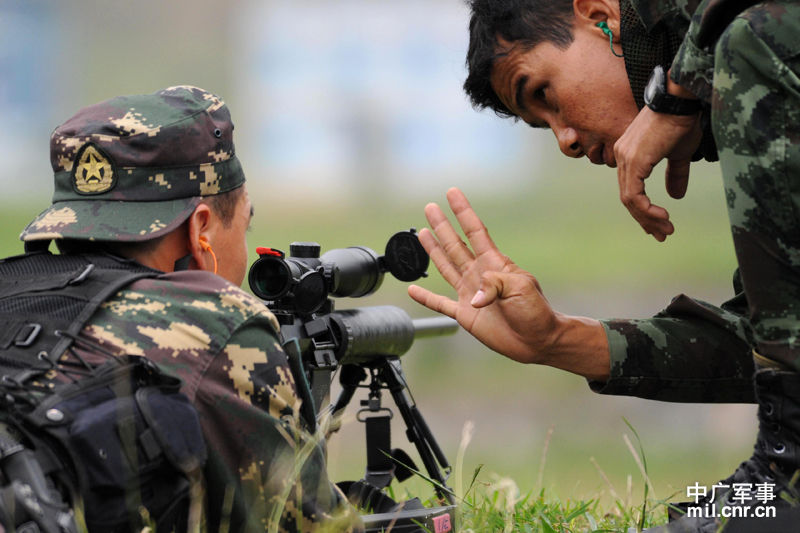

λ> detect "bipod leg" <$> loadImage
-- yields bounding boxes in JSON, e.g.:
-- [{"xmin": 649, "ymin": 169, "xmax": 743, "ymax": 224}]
[
  {"xmin": 377, "ymin": 357, "xmax": 455, "ymax": 505},
  {"xmin": 358, "ymin": 371, "xmax": 396, "ymax": 490}
]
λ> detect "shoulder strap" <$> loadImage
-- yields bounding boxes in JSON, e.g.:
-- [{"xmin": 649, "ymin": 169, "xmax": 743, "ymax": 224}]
[{"xmin": 0, "ymin": 253, "xmax": 160, "ymax": 386}]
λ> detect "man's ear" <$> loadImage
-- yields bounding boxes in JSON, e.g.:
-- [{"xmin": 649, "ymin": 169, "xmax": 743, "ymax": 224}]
[
  {"xmin": 186, "ymin": 203, "xmax": 214, "ymax": 272},
  {"xmin": 573, "ymin": 0, "xmax": 621, "ymax": 40}
]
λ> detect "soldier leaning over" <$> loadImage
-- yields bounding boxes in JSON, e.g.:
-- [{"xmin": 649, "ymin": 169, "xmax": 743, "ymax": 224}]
[
  {"xmin": 409, "ymin": 0, "xmax": 800, "ymax": 531},
  {"xmin": 15, "ymin": 85, "xmax": 362, "ymax": 532}
]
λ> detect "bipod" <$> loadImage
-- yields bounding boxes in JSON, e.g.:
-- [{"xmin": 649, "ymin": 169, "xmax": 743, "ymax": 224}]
[{"xmin": 332, "ymin": 359, "xmax": 457, "ymax": 532}]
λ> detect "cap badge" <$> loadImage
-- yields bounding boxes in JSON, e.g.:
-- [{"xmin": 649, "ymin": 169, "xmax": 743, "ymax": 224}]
[{"xmin": 72, "ymin": 143, "xmax": 116, "ymax": 194}]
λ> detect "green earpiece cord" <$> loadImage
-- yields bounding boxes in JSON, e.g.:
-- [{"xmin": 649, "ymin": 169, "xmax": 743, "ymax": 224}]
[{"xmin": 596, "ymin": 21, "xmax": 624, "ymax": 58}]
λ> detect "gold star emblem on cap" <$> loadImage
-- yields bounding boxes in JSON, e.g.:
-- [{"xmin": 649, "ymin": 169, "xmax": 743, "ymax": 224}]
[{"xmin": 74, "ymin": 144, "xmax": 115, "ymax": 194}]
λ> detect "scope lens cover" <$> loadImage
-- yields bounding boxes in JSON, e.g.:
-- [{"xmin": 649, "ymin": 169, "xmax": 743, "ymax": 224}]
[{"xmin": 384, "ymin": 230, "xmax": 429, "ymax": 282}]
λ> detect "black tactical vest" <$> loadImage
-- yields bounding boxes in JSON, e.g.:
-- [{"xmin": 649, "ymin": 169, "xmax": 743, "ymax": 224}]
[{"xmin": 0, "ymin": 251, "xmax": 207, "ymax": 532}]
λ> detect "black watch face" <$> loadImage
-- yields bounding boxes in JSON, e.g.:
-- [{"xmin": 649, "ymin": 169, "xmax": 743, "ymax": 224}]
[{"xmin": 643, "ymin": 65, "xmax": 701, "ymax": 115}]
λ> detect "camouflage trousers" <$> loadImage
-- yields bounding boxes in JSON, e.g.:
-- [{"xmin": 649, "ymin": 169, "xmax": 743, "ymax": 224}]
[{"xmin": 713, "ymin": 0, "xmax": 800, "ymax": 372}]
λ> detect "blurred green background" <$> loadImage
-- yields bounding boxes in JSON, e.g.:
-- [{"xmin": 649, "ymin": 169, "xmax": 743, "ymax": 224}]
[{"xmin": 1, "ymin": 0, "xmax": 755, "ymax": 510}]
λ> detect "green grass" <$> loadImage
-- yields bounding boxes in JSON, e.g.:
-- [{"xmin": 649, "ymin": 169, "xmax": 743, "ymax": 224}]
[
  {"xmin": 456, "ymin": 486, "xmax": 666, "ymax": 532},
  {"xmin": 375, "ymin": 417, "xmax": 675, "ymax": 532}
]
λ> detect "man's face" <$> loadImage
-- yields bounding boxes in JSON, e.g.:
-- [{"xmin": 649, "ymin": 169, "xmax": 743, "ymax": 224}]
[
  {"xmin": 490, "ymin": 24, "xmax": 638, "ymax": 167},
  {"xmin": 214, "ymin": 185, "xmax": 253, "ymax": 286}
]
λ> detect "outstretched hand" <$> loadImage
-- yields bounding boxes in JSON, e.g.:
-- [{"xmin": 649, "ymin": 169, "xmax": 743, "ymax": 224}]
[
  {"xmin": 407, "ymin": 188, "xmax": 559, "ymax": 364},
  {"xmin": 409, "ymin": 188, "xmax": 611, "ymax": 380}
]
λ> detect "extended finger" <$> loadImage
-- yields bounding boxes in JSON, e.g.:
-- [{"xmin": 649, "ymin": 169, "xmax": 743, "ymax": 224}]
[
  {"xmin": 665, "ymin": 159, "xmax": 690, "ymax": 199},
  {"xmin": 418, "ymin": 228, "xmax": 463, "ymax": 289},
  {"xmin": 408, "ymin": 285, "xmax": 459, "ymax": 318},
  {"xmin": 424, "ymin": 201, "xmax": 475, "ymax": 271},
  {"xmin": 446, "ymin": 188, "xmax": 499, "ymax": 258}
]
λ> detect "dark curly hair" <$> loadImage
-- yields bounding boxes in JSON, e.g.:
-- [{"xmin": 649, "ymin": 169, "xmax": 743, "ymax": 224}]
[{"xmin": 464, "ymin": 0, "xmax": 575, "ymax": 118}]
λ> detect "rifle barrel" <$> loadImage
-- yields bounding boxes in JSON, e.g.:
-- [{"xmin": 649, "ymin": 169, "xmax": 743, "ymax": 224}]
[{"xmin": 412, "ymin": 316, "xmax": 459, "ymax": 339}]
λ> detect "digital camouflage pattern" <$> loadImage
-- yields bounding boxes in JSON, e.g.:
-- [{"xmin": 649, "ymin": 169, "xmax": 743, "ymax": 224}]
[
  {"xmin": 72, "ymin": 268, "xmax": 362, "ymax": 532},
  {"xmin": 20, "ymin": 85, "xmax": 245, "ymax": 243},
  {"xmin": 16, "ymin": 86, "xmax": 362, "ymax": 531},
  {"xmin": 592, "ymin": 0, "xmax": 800, "ymax": 401},
  {"xmin": 713, "ymin": 1, "xmax": 800, "ymax": 372},
  {"xmin": 591, "ymin": 282, "xmax": 757, "ymax": 402}
]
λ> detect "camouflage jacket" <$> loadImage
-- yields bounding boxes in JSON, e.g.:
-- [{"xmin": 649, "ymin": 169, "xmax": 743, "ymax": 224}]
[
  {"xmin": 591, "ymin": 0, "xmax": 768, "ymax": 403},
  {"xmin": 77, "ymin": 267, "xmax": 362, "ymax": 532}
]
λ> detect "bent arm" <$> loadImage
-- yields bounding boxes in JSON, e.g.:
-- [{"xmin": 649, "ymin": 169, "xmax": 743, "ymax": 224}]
[{"xmin": 198, "ymin": 318, "xmax": 363, "ymax": 532}]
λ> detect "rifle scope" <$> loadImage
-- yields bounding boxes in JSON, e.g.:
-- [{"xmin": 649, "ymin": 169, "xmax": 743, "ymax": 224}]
[{"xmin": 248, "ymin": 230, "xmax": 429, "ymax": 315}]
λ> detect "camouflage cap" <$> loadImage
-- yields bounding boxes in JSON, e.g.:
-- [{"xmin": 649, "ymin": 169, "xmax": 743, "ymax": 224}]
[{"xmin": 20, "ymin": 85, "xmax": 245, "ymax": 243}]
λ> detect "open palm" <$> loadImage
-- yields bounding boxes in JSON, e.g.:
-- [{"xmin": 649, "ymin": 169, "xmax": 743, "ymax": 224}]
[{"xmin": 407, "ymin": 188, "xmax": 560, "ymax": 363}]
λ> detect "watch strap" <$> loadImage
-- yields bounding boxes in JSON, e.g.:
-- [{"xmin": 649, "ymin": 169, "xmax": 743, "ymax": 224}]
[
  {"xmin": 644, "ymin": 65, "xmax": 703, "ymax": 116},
  {"xmin": 647, "ymin": 92, "xmax": 703, "ymax": 115}
]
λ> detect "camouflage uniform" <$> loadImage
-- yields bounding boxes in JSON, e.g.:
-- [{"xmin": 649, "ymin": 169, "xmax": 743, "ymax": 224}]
[
  {"xmin": 75, "ymin": 271, "xmax": 360, "ymax": 532},
  {"xmin": 591, "ymin": 0, "xmax": 800, "ymax": 404},
  {"xmin": 583, "ymin": 1, "xmax": 800, "ymax": 529},
  {"xmin": 18, "ymin": 86, "xmax": 362, "ymax": 532},
  {"xmin": 463, "ymin": 0, "xmax": 800, "ymax": 527}
]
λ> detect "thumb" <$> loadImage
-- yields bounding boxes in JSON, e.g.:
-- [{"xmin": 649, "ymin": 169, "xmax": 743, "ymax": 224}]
[
  {"xmin": 470, "ymin": 271, "xmax": 505, "ymax": 308},
  {"xmin": 665, "ymin": 158, "xmax": 691, "ymax": 199}
]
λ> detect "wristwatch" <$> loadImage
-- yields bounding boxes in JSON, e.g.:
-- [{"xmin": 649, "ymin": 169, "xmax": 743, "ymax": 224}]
[{"xmin": 643, "ymin": 65, "xmax": 702, "ymax": 115}]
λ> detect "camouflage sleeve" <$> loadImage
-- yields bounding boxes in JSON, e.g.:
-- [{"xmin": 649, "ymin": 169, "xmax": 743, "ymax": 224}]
[
  {"xmin": 589, "ymin": 275, "xmax": 756, "ymax": 403},
  {"xmin": 668, "ymin": 0, "xmax": 766, "ymax": 102},
  {"xmin": 196, "ymin": 317, "xmax": 363, "ymax": 532},
  {"xmin": 668, "ymin": 0, "xmax": 715, "ymax": 101}
]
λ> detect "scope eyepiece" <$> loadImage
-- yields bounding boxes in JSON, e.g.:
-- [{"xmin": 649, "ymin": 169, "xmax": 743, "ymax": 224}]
[
  {"xmin": 249, "ymin": 247, "xmax": 329, "ymax": 314},
  {"xmin": 248, "ymin": 253, "xmax": 292, "ymax": 300}
]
